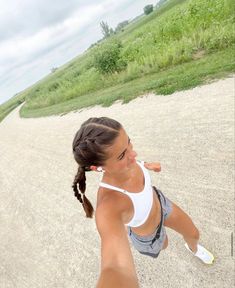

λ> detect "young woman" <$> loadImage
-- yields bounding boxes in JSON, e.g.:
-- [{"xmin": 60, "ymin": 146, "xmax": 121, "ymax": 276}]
[{"xmin": 72, "ymin": 117, "xmax": 214, "ymax": 288}]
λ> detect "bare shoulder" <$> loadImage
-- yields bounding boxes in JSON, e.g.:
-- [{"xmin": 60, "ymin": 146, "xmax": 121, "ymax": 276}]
[
  {"xmin": 95, "ymin": 190, "xmax": 135, "ymax": 271},
  {"xmin": 96, "ymin": 188, "xmax": 125, "ymax": 232},
  {"xmin": 96, "ymin": 187, "xmax": 130, "ymax": 222}
]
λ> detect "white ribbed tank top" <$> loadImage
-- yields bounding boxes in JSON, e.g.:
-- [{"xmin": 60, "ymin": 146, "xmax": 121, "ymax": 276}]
[{"xmin": 99, "ymin": 161, "xmax": 153, "ymax": 227}]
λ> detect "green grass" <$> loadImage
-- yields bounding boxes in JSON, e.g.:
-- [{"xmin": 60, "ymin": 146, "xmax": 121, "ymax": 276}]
[
  {"xmin": 0, "ymin": 0, "xmax": 234, "ymax": 122},
  {"xmin": 20, "ymin": 47, "xmax": 235, "ymax": 118},
  {"xmin": 0, "ymin": 101, "xmax": 22, "ymax": 122},
  {"xmin": 120, "ymin": 0, "xmax": 188, "ymax": 42},
  {"xmin": 0, "ymin": 96, "xmax": 25, "ymax": 122}
]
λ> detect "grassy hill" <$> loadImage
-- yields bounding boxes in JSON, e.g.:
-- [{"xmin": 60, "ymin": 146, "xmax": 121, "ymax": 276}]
[{"xmin": 0, "ymin": 0, "xmax": 234, "ymax": 121}]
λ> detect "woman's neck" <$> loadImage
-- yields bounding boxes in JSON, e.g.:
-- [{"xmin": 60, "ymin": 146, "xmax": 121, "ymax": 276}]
[{"xmin": 102, "ymin": 163, "xmax": 139, "ymax": 186}]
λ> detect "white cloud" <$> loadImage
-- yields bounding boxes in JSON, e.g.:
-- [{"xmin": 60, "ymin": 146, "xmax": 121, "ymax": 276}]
[
  {"xmin": 0, "ymin": 3, "xmax": 104, "ymax": 67},
  {"xmin": 0, "ymin": 0, "xmax": 156, "ymax": 105}
]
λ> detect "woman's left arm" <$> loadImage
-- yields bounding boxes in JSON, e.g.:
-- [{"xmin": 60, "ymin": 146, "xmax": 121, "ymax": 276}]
[{"xmin": 143, "ymin": 161, "xmax": 161, "ymax": 172}]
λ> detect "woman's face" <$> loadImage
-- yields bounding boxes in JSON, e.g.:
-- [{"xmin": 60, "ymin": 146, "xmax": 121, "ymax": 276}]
[{"xmin": 103, "ymin": 128, "xmax": 137, "ymax": 175}]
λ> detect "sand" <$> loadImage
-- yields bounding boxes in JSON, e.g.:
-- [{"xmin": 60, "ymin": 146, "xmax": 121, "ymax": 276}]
[{"xmin": 0, "ymin": 76, "xmax": 234, "ymax": 288}]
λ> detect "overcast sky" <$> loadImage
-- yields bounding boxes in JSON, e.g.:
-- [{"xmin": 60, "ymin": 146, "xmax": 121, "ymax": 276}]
[{"xmin": 0, "ymin": 0, "xmax": 156, "ymax": 105}]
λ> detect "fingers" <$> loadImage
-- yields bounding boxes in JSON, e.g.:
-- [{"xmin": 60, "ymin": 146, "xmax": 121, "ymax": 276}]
[{"xmin": 145, "ymin": 162, "xmax": 161, "ymax": 172}]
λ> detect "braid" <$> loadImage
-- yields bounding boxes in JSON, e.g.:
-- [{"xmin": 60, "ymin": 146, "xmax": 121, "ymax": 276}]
[
  {"xmin": 72, "ymin": 166, "xmax": 94, "ymax": 218},
  {"xmin": 72, "ymin": 117, "xmax": 122, "ymax": 219},
  {"xmin": 72, "ymin": 166, "xmax": 84, "ymax": 203}
]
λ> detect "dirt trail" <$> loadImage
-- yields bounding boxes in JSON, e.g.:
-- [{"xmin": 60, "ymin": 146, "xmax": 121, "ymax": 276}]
[{"xmin": 0, "ymin": 76, "xmax": 234, "ymax": 288}]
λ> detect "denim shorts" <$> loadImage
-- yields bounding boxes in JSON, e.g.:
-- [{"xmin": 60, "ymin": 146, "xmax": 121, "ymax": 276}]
[{"xmin": 128, "ymin": 188, "xmax": 172, "ymax": 258}]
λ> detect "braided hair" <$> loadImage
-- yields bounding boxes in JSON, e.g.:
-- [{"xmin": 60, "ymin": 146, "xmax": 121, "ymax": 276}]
[{"xmin": 72, "ymin": 117, "xmax": 122, "ymax": 218}]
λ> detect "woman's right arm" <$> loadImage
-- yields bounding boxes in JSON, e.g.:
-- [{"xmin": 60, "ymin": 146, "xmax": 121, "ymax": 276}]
[{"xmin": 95, "ymin": 201, "xmax": 139, "ymax": 288}]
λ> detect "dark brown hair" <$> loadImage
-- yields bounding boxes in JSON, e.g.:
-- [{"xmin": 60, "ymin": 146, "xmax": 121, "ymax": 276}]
[{"xmin": 72, "ymin": 117, "xmax": 122, "ymax": 218}]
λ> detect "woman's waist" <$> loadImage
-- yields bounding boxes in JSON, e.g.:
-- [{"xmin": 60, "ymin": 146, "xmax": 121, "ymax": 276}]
[{"xmin": 129, "ymin": 191, "xmax": 161, "ymax": 236}]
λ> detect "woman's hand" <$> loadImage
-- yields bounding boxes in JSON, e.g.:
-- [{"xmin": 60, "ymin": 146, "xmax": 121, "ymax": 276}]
[{"xmin": 144, "ymin": 162, "xmax": 161, "ymax": 172}]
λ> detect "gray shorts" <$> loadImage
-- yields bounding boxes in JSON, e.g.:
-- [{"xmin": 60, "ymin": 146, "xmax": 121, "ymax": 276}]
[{"xmin": 127, "ymin": 188, "xmax": 172, "ymax": 258}]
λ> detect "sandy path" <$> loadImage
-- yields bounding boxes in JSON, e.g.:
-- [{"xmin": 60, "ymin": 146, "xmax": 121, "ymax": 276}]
[{"xmin": 0, "ymin": 76, "xmax": 234, "ymax": 288}]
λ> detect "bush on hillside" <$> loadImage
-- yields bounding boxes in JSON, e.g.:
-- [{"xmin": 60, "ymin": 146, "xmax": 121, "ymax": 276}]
[
  {"xmin": 115, "ymin": 20, "xmax": 129, "ymax": 32},
  {"xmin": 144, "ymin": 4, "xmax": 154, "ymax": 15},
  {"xmin": 93, "ymin": 40, "xmax": 127, "ymax": 74}
]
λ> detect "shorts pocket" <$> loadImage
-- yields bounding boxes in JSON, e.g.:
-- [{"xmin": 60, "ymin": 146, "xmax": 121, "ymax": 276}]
[
  {"xmin": 130, "ymin": 233, "xmax": 163, "ymax": 257},
  {"xmin": 130, "ymin": 234, "xmax": 152, "ymax": 247}
]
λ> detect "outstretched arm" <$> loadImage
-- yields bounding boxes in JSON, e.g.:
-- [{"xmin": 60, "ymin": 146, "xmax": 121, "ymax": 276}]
[
  {"xmin": 97, "ymin": 266, "xmax": 139, "ymax": 288},
  {"xmin": 143, "ymin": 161, "xmax": 161, "ymax": 172},
  {"xmin": 95, "ymin": 202, "xmax": 139, "ymax": 288}
]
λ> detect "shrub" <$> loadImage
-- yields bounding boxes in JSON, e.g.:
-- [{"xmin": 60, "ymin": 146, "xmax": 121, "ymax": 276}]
[
  {"xmin": 93, "ymin": 40, "xmax": 127, "ymax": 74},
  {"xmin": 115, "ymin": 20, "xmax": 129, "ymax": 32},
  {"xmin": 144, "ymin": 4, "xmax": 154, "ymax": 15}
]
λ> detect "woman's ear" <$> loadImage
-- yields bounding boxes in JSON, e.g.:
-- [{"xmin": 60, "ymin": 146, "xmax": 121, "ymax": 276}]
[
  {"xmin": 90, "ymin": 165, "xmax": 97, "ymax": 171},
  {"xmin": 90, "ymin": 166, "xmax": 105, "ymax": 172}
]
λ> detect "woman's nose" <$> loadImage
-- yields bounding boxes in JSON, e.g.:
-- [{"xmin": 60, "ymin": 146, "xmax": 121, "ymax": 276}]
[{"xmin": 129, "ymin": 149, "xmax": 137, "ymax": 159}]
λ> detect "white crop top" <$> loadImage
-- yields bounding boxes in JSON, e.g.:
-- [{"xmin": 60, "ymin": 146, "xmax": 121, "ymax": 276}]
[{"xmin": 99, "ymin": 161, "xmax": 153, "ymax": 227}]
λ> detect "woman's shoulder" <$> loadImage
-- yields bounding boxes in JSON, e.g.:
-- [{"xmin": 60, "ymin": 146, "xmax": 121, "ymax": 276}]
[
  {"xmin": 95, "ymin": 190, "xmax": 122, "ymax": 229},
  {"xmin": 96, "ymin": 186, "xmax": 131, "ymax": 223},
  {"xmin": 97, "ymin": 186, "xmax": 125, "ymax": 211}
]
